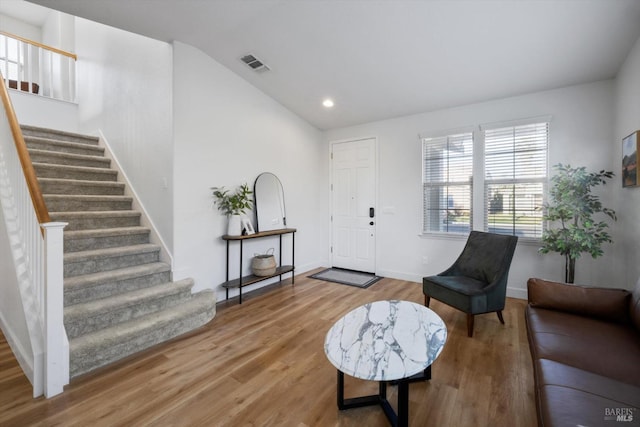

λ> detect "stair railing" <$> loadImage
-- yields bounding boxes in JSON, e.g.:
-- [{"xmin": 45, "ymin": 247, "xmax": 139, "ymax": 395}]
[
  {"xmin": 0, "ymin": 31, "xmax": 76, "ymax": 103},
  {"xmin": 0, "ymin": 73, "xmax": 68, "ymax": 397}
]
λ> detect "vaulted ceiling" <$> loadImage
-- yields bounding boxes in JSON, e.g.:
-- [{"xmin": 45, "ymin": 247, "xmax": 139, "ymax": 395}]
[{"xmin": 18, "ymin": 0, "xmax": 640, "ymax": 129}]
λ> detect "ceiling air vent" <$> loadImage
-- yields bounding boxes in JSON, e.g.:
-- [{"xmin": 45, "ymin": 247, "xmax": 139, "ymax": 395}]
[{"xmin": 240, "ymin": 53, "xmax": 270, "ymax": 72}]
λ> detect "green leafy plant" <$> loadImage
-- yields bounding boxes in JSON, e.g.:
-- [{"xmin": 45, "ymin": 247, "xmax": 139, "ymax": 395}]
[
  {"xmin": 211, "ymin": 183, "xmax": 253, "ymax": 216},
  {"xmin": 539, "ymin": 164, "xmax": 616, "ymax": 283}
]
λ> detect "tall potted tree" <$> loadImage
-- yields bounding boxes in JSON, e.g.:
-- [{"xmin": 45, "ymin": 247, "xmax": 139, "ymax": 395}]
[{"xmin": 539, "ymin": 164, "xmax": 616, "ymax": 283}]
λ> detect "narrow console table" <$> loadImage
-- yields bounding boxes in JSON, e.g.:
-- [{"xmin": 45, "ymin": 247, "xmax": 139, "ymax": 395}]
[{"xmin": 221, "ymin": 228, "xmax": 296, "ymax": 304}]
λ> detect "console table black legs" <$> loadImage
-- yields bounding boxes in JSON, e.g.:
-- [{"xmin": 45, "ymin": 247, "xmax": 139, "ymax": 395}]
[{"xmin": 221, "ymin": 228, "xmax": 296, "ymax": 304}]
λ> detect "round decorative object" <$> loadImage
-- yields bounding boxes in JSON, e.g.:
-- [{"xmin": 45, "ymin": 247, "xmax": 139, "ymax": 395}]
[{"xmin": 252, "ymin": 249, "xmax": 276, "ymax": 276}]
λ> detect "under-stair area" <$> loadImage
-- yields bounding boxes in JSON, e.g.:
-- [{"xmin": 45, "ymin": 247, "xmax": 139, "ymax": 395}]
[{"xmin": 22, "ymin": 125, "xmax": 216, "ymax": 378}]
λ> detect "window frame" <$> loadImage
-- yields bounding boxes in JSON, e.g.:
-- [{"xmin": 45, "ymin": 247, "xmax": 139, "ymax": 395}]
[
  {"xmin": 421, "ymin": 129, "xmax": 474, "ymax": 236},
  {"xmin": 420, "ymin": 117, "xmax": 551, "ymax": 241},
  {"xmin": 481, "ymin": 119, "xmax": 550, "ymax": 240}
]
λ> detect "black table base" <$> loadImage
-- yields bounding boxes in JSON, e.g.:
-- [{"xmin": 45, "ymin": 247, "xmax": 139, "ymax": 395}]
[{"xmin": 336, "ymin": 366, "xmax": 432, "ymax": 427}]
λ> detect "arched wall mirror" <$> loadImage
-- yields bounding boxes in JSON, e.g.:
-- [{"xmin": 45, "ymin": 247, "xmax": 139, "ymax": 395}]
[{"xmin": 254, "ymin": 172, "xmax": 287, "ymax": 232}]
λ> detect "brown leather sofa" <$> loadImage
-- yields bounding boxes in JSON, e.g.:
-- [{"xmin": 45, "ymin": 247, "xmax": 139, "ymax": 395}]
[{"xmin": 525, "ymin": 277, "xmax": 640, "ymax": 426}]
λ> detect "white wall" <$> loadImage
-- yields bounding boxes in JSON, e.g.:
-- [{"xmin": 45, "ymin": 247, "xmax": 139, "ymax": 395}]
[
  {"xmin": 0, "ymin": 13, "xmax": 41, "ymax": 41},
  {"xmin": 74, "ymin": 18, "xmax": 174, "ymax": 250},
  {"xmin": 0, "ymin": 168, "xmax": 35, "ymax": 393},
  {"xmin": 41, "ymin": 11, "xmax": 74, "ymax": 52},
  {"xmin": 172, "ymin": 41, "xmax": 327, "ymax": 300},
  {"xmin": 614, "ymin": 35, "xmax": 640, "ymax": 290},
  {"xmin": 325, "ymin": 81, "xmax": 616, "ymax": 298},
  {"xmin": 10, "ymin": 91, "xmax": 78, "ymax": 131}
]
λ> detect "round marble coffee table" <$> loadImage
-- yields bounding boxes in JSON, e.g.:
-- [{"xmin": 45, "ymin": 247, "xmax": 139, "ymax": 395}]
[{"xmin": 324, "ymin": 300, "xmax": 447, "ymax": 427}]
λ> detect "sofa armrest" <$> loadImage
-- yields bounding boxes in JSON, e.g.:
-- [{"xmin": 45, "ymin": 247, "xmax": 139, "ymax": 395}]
[{"xmin": 527, "ymin": 278, "xmax": 631, "ymax": 324}]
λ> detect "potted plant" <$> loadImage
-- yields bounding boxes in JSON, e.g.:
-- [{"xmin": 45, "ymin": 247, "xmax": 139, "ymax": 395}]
[
  {"xmin": 539, "ymin": 164, "xmax": 616, "ymax": 283},
  {"xmin": 211, "ymin": 183, "xmax": 254, "ymax": 236}
]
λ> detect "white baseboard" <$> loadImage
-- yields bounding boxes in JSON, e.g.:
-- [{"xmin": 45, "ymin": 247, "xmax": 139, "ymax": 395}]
[
  {"xmin": 294, "ymin": 261, "xmax": 325, "ymax": 276},
  {"xmin": 0, "ymin": 311, "xmax": 37, "ymax": 395},
  {"xmin": 376, "ymin": 269, "xmax": 422, "ymax": 283},
  {"xmin": 506, "ymin": 286, "xmax": 528, "ymax": 300}
]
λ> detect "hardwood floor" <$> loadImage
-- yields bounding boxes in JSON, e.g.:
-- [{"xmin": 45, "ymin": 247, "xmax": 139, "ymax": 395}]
[{"xmin": 0, "ymin": 270, "xmax": 537, "ymax": 427}]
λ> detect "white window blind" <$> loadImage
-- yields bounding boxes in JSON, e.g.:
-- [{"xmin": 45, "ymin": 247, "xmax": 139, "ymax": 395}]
[
  {"xmin": 422, "ymin": 132, "xmax": 473, "ymax": 234},
  {"xmin": 484, "ymin": 122, "xmax": 548, "ymax": 238}
]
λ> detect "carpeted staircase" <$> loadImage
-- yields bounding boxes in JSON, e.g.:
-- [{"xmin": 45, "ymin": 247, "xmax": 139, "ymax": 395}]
[{"xmin": 22, "ymin": 125, "xmax": 216, "ymax": 378}]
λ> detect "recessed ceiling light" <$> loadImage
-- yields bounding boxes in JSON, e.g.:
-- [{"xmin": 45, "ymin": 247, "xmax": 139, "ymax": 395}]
[{"xmin": 323, "ymin": 98, "xmax": 334, "ymax": 108}]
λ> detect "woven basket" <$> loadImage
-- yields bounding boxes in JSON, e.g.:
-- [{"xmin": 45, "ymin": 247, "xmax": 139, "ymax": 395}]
[{"xmin": 251, "ymin": 249, "xmax": 276, "ymax": 276}]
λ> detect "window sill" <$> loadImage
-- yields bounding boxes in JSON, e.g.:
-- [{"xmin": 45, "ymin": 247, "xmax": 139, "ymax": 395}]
[
  {"xmin": 419, "ymin": 231, "xmax": 543, "ymax": 247},
  {"xmin": 418, "ymin": 232, "xmax": 468, "ymax": 241}
]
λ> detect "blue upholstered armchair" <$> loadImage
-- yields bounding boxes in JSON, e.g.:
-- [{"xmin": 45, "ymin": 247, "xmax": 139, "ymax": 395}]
[{"xmin": 423, "ymin": 231, "xmax": 518, "ymax": 337}]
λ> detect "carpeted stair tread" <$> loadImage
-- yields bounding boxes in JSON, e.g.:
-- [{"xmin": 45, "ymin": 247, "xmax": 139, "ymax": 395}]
[
  {"xmin": 24, "ymin": 136, "xmax": 105, "ymax": 156},
  {"xmin": 45, "ymin": 194, "xmax": 133, "ymax": 212},
  {"xmin": 66, "ymin": 278, "xmax": 194, "ymax": 320},
  {"xmin": 33, "ymin": 162, "xmax": 118, "ymax": 181},
  {"xmin": 46, "ymin": 194, "xmax": 132, "ymax": 202},
  {"xmin": 64, "ymin": 262, "xmax": 171, "ymax": 290},
  {"xmin": 64, "ymin": 262, "xmax": 172, "ymax": 305},
  {"xmin": 64, "ymin": 243, "xmax": 159, "ymax": 263},
  {"xmin": 27, "ymin": 148, "xmax": 111, "ymax": 166},
  {"xmin": 65, "ymin": 226, "xmax": 150, "ymax": 240},
  {"xmin": 64, "ymin": 278, "xmax": 195, "ymax": 339},
  {"xmin": 39, "ymin": 178, "xmax": 125, "ymax": 196},
  {"xmin": 63, "ymin": 244, "xmax": 160, "ymax": 277},
  {"xmin": 50, "ymin": 210, "xmax": 142, "ymax": 231},
  {"xmin": 69, "ymin": 290, "xmax": 216, "ymax": 377},
  {"xmin": 64, "ymin": 226, "xmax": 151, "ymax": 252},
  {"xmin": 21, "ymin": 125, "xmax": 100, "ymax": 145}
]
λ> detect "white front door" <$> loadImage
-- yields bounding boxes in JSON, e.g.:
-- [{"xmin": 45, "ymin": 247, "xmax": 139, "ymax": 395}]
[{"xmin": 331, "ymin": 138, "xmax": 376, "ymax": 273}]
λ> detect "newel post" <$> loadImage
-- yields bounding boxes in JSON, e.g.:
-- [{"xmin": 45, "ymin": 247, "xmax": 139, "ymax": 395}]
[{"xmin": 41, "ymin": 222, "xmax": 68, "ymax": 397}]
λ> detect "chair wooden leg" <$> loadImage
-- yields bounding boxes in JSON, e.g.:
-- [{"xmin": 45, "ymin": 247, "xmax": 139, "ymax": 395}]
[
  {"xmin": 424, "ymin": 295, "xmax": 431, "ymax": 307},
  {"xmin": 467, "ymin": 314, "xmax": 474, "ymax": 337},
  {"xmin": 496, "ymin": 310, "xmax": 505, "ymax": 324}
]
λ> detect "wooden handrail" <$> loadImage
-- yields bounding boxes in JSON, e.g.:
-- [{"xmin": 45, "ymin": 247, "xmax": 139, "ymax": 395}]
[
  {"xmin": 0, "ymin": 74, "xmax": 50, "ymax": 224},
  {"xmin": 0, "ymin": 31, "xmax": 77, "ymax": 60}
]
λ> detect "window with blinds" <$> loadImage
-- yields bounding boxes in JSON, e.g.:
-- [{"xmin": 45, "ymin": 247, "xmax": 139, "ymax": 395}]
[
  {"xmin": 484, "ymin": 122, "xmax": 548, "ymax": 238},
  {"xmin": 422, "ymin": 132, "xmax": 473, "ymax": 234}
]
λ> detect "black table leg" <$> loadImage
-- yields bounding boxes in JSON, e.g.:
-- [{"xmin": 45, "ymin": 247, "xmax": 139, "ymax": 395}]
[
  {"xmin": 291, "ymin": 233, "xmax": 295, "ymax": 284},
  {"xmin": 239, "ymin": 240, "xmax": 243, "ymax": 304},
  {"xmin": 397, "ymin": 380, "xmax": 409, "ymax": 427},
  {"xmin": 337, "ymin": 370, "xmax": 345, "ymax": 409},
  {"xmin": 225, "ymin": 240, "xmax": 230, "ymax": 301},
  {"xmin": 336, "ymin": 370, "xmax": 413, "ymax": 427},
  {"xmin": 336, "ymin": 370, "xmax": 381, "ymax": 409},
  {"xmin": 391, "ymin": 365, "xmax": 431, "ymax": 384}
]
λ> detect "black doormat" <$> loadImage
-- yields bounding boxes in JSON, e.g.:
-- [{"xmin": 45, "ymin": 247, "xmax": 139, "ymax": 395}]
[{"xmin": 309, "ymin": 268, "xmax": 382, "ymax": 289}]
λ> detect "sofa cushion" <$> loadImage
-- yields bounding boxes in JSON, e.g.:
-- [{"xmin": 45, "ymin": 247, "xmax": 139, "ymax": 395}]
[
  {"xmin": 423, "ymin": 275, "xmax": 487, "ymax": 312},
  {"xmin": 535, "ymin": 359, "xmax": 640, "ymax": 427},
  {"xmin": 528, "ymin": 278, "xmax": 631, "ymax": 324},
  {"xmin": 535, "ymin": 359, "xmax": 640, "ymax": 408},
  {"xmin": 526, "ymin": 306, "xmax": 640, "ymax": 386},
  {"xmin": 539, "ymin": 385, "xmax": 638, "ymax": 427}
]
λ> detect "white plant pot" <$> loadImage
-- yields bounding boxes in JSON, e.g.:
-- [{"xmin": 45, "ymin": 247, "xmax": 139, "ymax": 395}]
[{"xmin": 227, "ymin": 214, "xmax": 242, "ymax": 236}]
